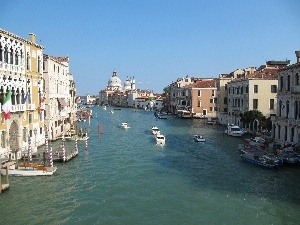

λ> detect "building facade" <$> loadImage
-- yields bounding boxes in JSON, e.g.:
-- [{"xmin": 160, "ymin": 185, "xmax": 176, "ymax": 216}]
[
  {"xmin": 0, "ymin": 29, "xmax": 44, "ymax": 160},
  {"xmin": 272, "ymin": 51, "xmax": 300, "ymax": 145}
]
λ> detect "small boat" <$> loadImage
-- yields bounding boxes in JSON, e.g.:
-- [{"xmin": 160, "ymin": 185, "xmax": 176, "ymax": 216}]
[
  {"xmin": 121, "ymin": 122, "xmax": 130, "ymax": 129},
  {"xmin": 0, "ymin": 162, "xmax": 57, "ymax": 176},
  {"xmin": 206, "ymin": 118, "xmax": 214, "ymax": 125},
  {"xmin": 109, "ymin": 110, "xmax": 114, "ymax": 114},
  {"xmin": 240, "ymin": 152, "xmax": 281, "ymax": 169},
  {"xmin": 150, "ymin": 126, "xmax": 160, "ymax": 135},
  {"xmin": 156, "ymin": 133, "xmax": 166, "ymax": 145},
  {"xmin": 114, "ymin": 108, "xmax": 121, "ymax": 110},
  {"xmin": 103, "ymin": 106, "xmax": 107, "ymax": 110},
  {"xmin": 194, "ymin": 135, "xmax": 206, "ymax": 142},
  {"xmin": 224, "ymin": 124, "xmax": 246, "ymax": 137}
]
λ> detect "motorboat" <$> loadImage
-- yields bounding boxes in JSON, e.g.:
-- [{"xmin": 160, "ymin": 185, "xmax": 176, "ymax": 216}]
[
  {"xmin": 206, "ymin": 118, "xmax": 214, "ymax": 125},
  {"xmin": 109, "ymin": 110, "xmax": 114, "ymax": 114},
  {"xmin": 224, "ymin": 124, "xmax": 245, "ymax": 137},
  {"xmin": 194, "ymin": 135, "xmax": 206, "ymax": 142},
  {"xmin": 240, "ymin": 151, "xmax": 281, "ymax": 169},
  {"xmin": 177, "ymin": 110, "xmax": 192, "ymax": 118},
  {"xmin": 121, "ymin": 122, "xmax": 130, "ymax": 129},
  {"xmin": 156, "ymin": 133, "xmax": 166, "ymax": 145},
  {"xmin": 150, "ymin": 126, "xmax": 160, "ymax": 135},
  {"xmin": 0, "ymin": 162, "xmax": 57, "ymax": 176}
]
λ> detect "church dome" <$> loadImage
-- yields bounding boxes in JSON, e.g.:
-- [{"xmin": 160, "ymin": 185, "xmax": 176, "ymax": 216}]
[
  {"xmin": 107, "ymin": 70, "xmax": 122, "ymax": 89},
  {"xmin": 124, "ymin": 77, "xmax": 131, "ymax": 90}
]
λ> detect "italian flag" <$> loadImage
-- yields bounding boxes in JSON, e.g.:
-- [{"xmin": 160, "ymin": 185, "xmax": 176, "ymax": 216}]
[{"xmin": 2, "ymin": 91, "xmax": 12, "ymax": 120}]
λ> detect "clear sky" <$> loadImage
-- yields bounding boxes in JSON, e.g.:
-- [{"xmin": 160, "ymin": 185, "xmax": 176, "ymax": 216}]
[{"xmin": 1, "ymin": 0, "xmax": 299, "ymax": 95}]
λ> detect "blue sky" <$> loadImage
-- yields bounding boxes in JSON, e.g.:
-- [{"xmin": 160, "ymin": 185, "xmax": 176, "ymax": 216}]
[{"xmin": 1, "ymin": 0, "xmax": 299, "ymax": 95}]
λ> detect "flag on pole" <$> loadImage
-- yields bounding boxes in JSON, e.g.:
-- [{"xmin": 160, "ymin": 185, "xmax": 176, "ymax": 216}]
[
  {"xmin": 22, "ymin": 92, "xmax": 29, "ymax": 104},
  {"xmin": 2, "ymin": 91, "xmax": 12, "ymax": 120}
]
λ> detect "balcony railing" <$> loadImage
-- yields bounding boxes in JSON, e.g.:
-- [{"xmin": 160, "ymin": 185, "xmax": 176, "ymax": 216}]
[
  {"xmin": 11, "ymin": 104, "xmax": 26, "ymax": 112},
  {"xmin": 291, "ymin": 86, "xmax": 300, "ymax": 93}
]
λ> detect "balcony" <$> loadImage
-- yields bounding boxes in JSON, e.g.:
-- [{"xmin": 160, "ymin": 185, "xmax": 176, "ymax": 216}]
[
  {"xmin": 291, "ymin": 86, "xmax": 300, "ymax": 93},
  {"xmin": 11, "ymin": 104, "xmax": 26, "ymax": 112}
]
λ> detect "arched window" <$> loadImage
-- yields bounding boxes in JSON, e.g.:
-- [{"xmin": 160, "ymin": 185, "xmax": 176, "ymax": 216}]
[
  {"xmin": 279, "ymin": 100, "xmax": 282, "ymax": 117},
  {"xmin": 4, "ymin": 46, "xmax": 8, "ymax": 63},
  {"xmin": 286, "ymin": 100, "xmax": 289, "ymax": 118},
  {"xmin": 15, "ymin": 51, "xmax": 19, "ymax": 65},
  {"xmin": 280, "ymin": 76, "xmax": 284, "ymax": 92},
  {"xmin": 26, "ymin": 52, "xmax": 30, "ymax": 70},
  {"xmin": 10, "ymin": 47, "xmax": 13, "ymax": 64},
  {"xmin": 0, "ymin": 43, "xmax": 2, "ymax": 61}
]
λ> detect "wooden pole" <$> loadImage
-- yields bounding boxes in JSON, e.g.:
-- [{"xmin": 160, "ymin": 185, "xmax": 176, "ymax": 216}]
[
  {"xmin": 6, "ymin": 166, "xmax": 9, "ymax": 185},
  {"xmin": 0, "ymin": 172, "xmax": 2, "ymax": 193}
]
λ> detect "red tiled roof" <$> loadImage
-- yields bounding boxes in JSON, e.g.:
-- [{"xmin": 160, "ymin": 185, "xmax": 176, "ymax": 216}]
[
  {"xmin": 248, "ymin": 68, "xmax": 278, "ymax": 79},
  {"xmin": 184, "ymin": 79, "xmax": 217, "ymax": 88}
]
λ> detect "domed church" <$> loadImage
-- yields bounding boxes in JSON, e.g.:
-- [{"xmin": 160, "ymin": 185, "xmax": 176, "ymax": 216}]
[{"xmin": 106, "ymin": 70, "xmax": 135, "ymax": 91}]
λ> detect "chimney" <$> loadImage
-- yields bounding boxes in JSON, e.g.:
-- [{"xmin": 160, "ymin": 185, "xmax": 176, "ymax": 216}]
[
  {"xmin": 29, "ymin": 33, "xmax": 36, "ymax": 43},
  {"xmin": 295, "ymin": 51, "xmax": 300, "ymax": 64}
]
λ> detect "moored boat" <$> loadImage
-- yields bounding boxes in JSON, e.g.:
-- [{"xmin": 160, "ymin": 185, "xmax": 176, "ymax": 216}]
[
  {"xmin": 0, "ymin": 162, "xmax": 57, "ymax": 176},
  {"xmin": 240, "ymin": 152, "xmax": 281, "ymax": 169},
  {"xmin": 224, "ymin": 124, "xmax": 246, "ymax": 137}
]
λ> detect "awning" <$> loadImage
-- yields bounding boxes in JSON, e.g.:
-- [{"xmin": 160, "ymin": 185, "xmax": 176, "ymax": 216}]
[{"xmin": 58, "ymin": 98, "xmax": 68, "ymax": 106}]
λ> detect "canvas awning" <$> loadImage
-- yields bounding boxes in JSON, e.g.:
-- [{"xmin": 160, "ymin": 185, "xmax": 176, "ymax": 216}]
[{"xmin": 58, "ymin": 98, "xmax": 67, "ymax": 106}]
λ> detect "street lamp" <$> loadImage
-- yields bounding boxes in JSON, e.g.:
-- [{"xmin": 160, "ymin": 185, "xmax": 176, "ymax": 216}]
[{"xmin": 33, "ymin": 128, "xmax": 37, "ymax": 152}]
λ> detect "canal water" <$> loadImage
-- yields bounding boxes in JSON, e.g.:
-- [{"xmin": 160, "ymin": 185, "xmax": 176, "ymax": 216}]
[{"xmin": 1, "ymin": 107, "xmax": 300, "ymax": 225}]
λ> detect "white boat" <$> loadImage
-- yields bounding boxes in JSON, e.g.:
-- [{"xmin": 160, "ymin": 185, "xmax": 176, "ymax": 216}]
[
  {"xmin": 224, "ymin": 124, "xmax": 245, "ymax": 137},
  {"xmin": 194, "ymin": 135, "xmax": 206, "ymax": 142},
  {"xmin": 156, "ymin": 133, "xmax": 166, "ymax": 145},
  {"xmin": 121, "ymin": 122, "xmax": 130, "ymax": 129},
  {"xmin": 150, "ymin": 126, "xmax": 160, "ymax": 135},
  {"xmin": 103, "ymin": 106, "xmax": 107, "ymax": 110},
  {"xmin": 177, "ymin": 110, "xmax": 192, "ymax": 118},
  {"xmin": 206, "ymin": 118, "xmax": 214, "ymax": 125},
  {"xmin": 0, "ymin": 162, "xmax": 57, "ymax": 176},
  {"xmin": 109, "ymin": 110, "xmax": 114, "ymax": 114}
]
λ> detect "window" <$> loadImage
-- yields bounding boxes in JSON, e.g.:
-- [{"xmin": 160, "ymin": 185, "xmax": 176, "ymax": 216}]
[
  {"xmin": 280, "ymin": 76, "xmax": 283, "ymax": 92},
  {"xmin": 0, "ymin": 43, "xmax": 2, "ymax": 61},
  {"xmin": 254, "ymin": 85, "xmax": 258, "ymax": 93},
  {"xmin": 10, "ymin": 47, "xmax": 13, "ymax": 64},
  {"xmin": 38, "ymin": 56, "xmax": 41, "ymax": 73},
  {"xmin": 224, "ymin": 97, "xmax": 227, "ymax": 104},
  {"xmin": 15, "ymin": 51, "xmax": 18, "ymax": 65},
  {"xmin": 296, "ymin": 73, "xmax": 300, "ymax": 86},
  {"xmin": 26, "ymin": 52, "xmax": 30, "ymax": 70},
  {"xmin": 241, "ymin": 86, "xmax": 243, "ymax": 94},
  {"xmin": 287, "ymin": 75, "xmax": 291, "ymax": 91},
  {"xmin": 270, "ymin": 99, "xmax": 274, "ymax": 110},
  {"xmin": 29, "ymin": 113, "xmax": 33, "ymax": 123},
  {"xmin": 225, "ymin": 84, "xmax": 227, "ymax": 90},
  {"xmin": 271, "ymin": 85, "xmax": 277, "ymax": 93},
  {"xmin": 253, "ymin": 99, "xmax": 258, "ymax": 110},
  {"xmin": 197, "ymin": 99, "xmax": 201, "ymax": 107},
  {"xmin": 212, "ymin": 90, "xmax": 215, "ymax": 96},
  {"xmin": 246, "ymin": 85, "xmax": 249, "ymax": 93},
  {"xmin": 210, "ymin": 99, "xmax": 213, "ymax": 103},
  {"xmin": 4, "ymin": 46, "xmax": 8, "ymax": 63},
  {"xmin": 198, "ymin": 90, "xmax": 201, "ymax": 96}
]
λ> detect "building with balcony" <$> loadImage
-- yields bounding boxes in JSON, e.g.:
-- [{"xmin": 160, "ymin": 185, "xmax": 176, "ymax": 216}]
[
  {"xmin": 227, "ymin": 61, "xmax": 289, "ymax": 127},
  {"xmin": 272, "ymin": 51, "xmax": 300, "ymax": 145},
  {"xmin": 0, "ymin": 29, "xmax": 44, "ymax": 160},
  {"xmin": 43, "ymin": 54, "xmax": 76, "ymax": 140}
]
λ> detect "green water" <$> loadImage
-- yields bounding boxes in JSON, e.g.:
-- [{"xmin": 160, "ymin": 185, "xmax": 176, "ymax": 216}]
[{"xmin": 1, "ymin": 107, "xmax": 300, "ymax": 225}]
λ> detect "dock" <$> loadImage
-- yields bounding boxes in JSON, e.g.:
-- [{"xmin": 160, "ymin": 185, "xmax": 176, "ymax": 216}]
[
  {"xmin": 0, "ymin": 166, "xmax": 9, "ymax": 193},
  {"xmin": 52, "ymin": 148, "xmax": 78, "ymax": 162}
]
